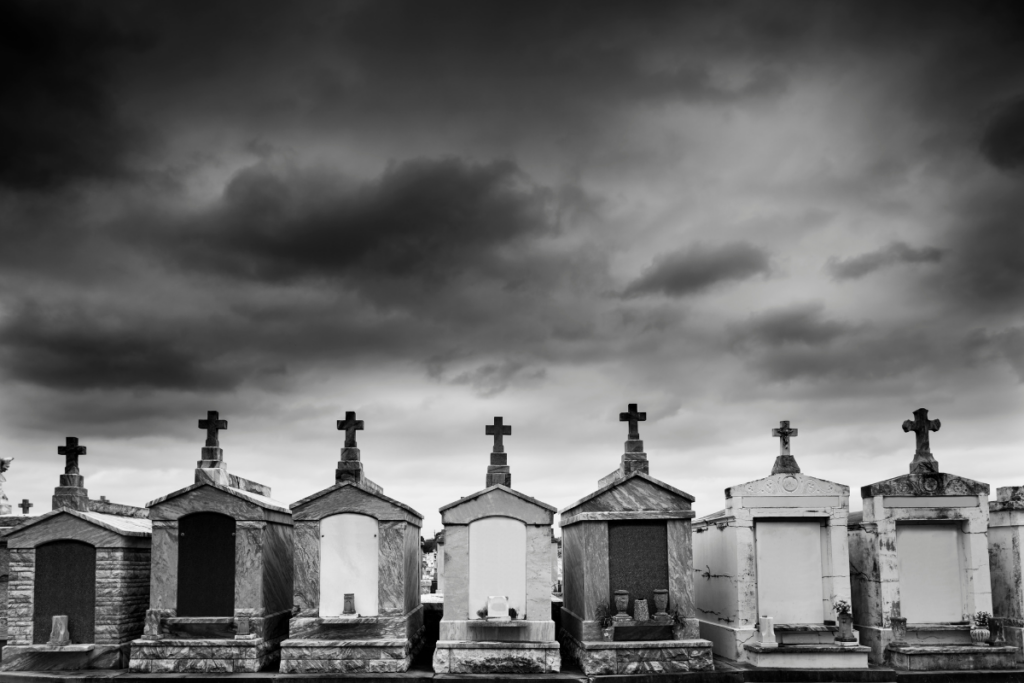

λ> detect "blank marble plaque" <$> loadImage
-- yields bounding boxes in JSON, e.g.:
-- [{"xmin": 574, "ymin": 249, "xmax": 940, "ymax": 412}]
[
  {"xmin": 896, "ymin": 524, "xmax": 962, "ymax": 622},
  {"xmin": 755, "ymin": 520, "xmax": 823, "ymax": 624},
  {"xmin": 177, "ymin": 512, "xmax": 236, "ymax": 617},
  {"xmin": 320, "ymin": 513, "xmax": 379, "ymax": 617},
  {"xmin": 608, "ymin": 521, "xmax": 668, "ymax": 619},
  {"xmin": 33, "ymin": 540, "xmax": 96, "ymax": 644}
]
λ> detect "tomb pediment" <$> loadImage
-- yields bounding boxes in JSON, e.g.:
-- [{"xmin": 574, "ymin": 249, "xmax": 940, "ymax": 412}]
[
  {"xmin": 4, "ymin": 509, "xmax": 151, "ymax": 549},
  {"xmin": 560, "ymin": 471, "xmax": 694, "ymax": 525},
  {"xmin": 440, "ymin": 484, "xmax": 554, "ymax": 525},
  {"xmin": 726, "ymin": 472, "xmax": 848, "ymax": 499},
  {"xmin": 290, "ymin": 480, "xmax": 422, "ymax": 524},
  {"xmin": 860, "ymin": 471, "xmax": 989, "ymax": 499},
  {"xmin": 146, "ymin": 481, "xmax": 291, "ymax": 522}
]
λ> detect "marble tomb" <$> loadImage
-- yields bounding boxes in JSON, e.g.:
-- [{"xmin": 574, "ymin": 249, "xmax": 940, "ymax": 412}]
[
  {"xmin": 692, "ymin": 421, "xmax": 869, "ymax": 669},
  {"xmin": 432, "ymin": 417, "xmax": 561, "ymax": 674},
  {"xmin": 129, "ymin": 412, "xmax": 294, "ymax": 673},
  {"xmin": 987, "ymin": 485, "xmax": 1024, "ymax": 662},
  {"xmin": 1, "ymin": 438, "xmax": 151, "ymax": 671},
  {"xmin": 559, "ymin": 403, "xmax": 713, "ymax": 675},
  {"xmin": 848, "ymin": 408, "xmax": 1016, "ymax": 670},
  {"xmin": 280, "ymin": 411, "xmax": 425, "ymax": 673}
]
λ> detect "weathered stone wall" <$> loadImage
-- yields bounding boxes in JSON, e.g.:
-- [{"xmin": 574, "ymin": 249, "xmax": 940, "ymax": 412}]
[
  {"xmin": 6, "ymin": 549, "xmax": 34, "ymax": 646},
  {"xmin": 95, "ymin": 548, "xmax": 150, "ymax": 645}
]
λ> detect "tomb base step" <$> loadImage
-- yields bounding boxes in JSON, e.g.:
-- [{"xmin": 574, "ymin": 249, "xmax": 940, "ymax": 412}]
[
  {"xmin": 432, "ymin": 640, "xmax": 560, "ymax": 674},
  {"xmin": 743, "ymin": 643, "xmax": 871, "ymax": 669},
  {"xmin": 886, "ymin": 644, "xmax": 1019, "ymax": 671},
  {"xmin": 569, "ymin": 637, "xmax": 714, "ymax": 676},
  {"xmin": 279, "ymin": 637, "xmax": 414, "ymax": 673},
  {"xmin": 0, "ymin": 643, "xmax": 128, "ymax": 671},
  {"xmin": 127, "ymin": 636, "xmax": 285, "ymax": 673}
]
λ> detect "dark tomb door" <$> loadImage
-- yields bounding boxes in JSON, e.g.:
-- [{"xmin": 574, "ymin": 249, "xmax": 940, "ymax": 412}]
[
  {"xmin": 33, "ymin": 540, "xmax": 96, "ymax": 644},
  {"xmin": 608, "ymin": 521, "xmax": 669, "ymax": 618},
  {"xmin": 177, "ymin": 512, "xmax": 236, "ymax": 617}
]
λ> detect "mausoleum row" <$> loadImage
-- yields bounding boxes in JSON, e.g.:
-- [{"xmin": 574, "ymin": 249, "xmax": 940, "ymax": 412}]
[{"xmin": 0, "ymin": 405, "xmax": 1021, "ymax": 675}]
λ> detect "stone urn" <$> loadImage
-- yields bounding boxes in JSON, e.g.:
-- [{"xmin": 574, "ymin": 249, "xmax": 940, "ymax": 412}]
[
  {"xmin": 653, "ymin": 589, "xmax": 669, "ymax": 619},
  {"xmin": 971, "ymin": 627, "xmax": 991, "ymax": 645},
  {"xmin": 890, "ymin": 616, "xmax": 907, "ymax": 644},
  {"xmin": 836, "ymin": 612, "xmax": 856, "ymax": 643},
  {"xmin": 613, "ymin": 590, "xmax": 629, "ymax": 619}
]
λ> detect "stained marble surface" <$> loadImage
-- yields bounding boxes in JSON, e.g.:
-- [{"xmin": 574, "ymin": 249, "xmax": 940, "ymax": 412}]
[
  {"xmin": 440, "ymin": 486, "xmax": 555, "ymax": 525},
  {"xmin": 569, "ymin": 474, "xmax": 693, "ymax": 517},
  {"xmin": 292, "ymin": 521, "xmax": 319, "ymax": 617},
  {"xmin": 525, "ymin": 524, "xmax": 553, "ymax": 623},
  {"xmin": 234, "ymin": 521, "xmax": 264, "ymax": 611},
  {"xmin": 261, "ymin": 521, "xmax": 293, "ymax": 615},
  {"xmin": 377, "ymin": 521, "xmax": 404, "ymax": 616},
  {"xmin": 403, "ymin": 524, "xmax": 420, "ymax": 614},
  {"xmin": 149, "ymin": 521, "xmax": 178, "ymax": 611},
  {"xmin": 440, "ymin": 525, "xmax": 469, "ymax": 620},
  {"xmin": 291, "ymin": 482, "xmax": 421, "ymax": 524},
  {"xmin": 148, "ymin": 483, "xmax": 291, "ymax": 523},
  {"xmin": 5, "ymin": 511, "xmax": 150, "ymax": 550},
  {"xmin": 667, "ymin": 519, "xmax": 694, "ymax": 621},
  {"xmin": 561, "ymin": 524, "xmax": 584, "ymax": 618}
]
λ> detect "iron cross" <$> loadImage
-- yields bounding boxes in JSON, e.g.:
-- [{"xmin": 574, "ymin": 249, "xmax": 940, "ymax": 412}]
[
  {"xmin": 619, "ymin": 403, "xmax": 646, "ymax": 440},
  {"xmin": 903, "ymin": 408, "xmax": 940, "ymax": 454},
  {"xmin": 198, "ymin": 411, "xmax": 228, "ymax": 448},
  {"xmin": 772, "ymin": 420, "xmax": 799, "ymax": 456},
  {"xmin": 57, "ymin": 437, "xmax": 86, "ymax": 475},
  {"xmin": 337, "ymin": 411, "xmax": 365, "ymax": 448},
  {"xmin": 486, "ymin": 417, "xmax": 511, "ymax": 453},
  {"xmin": 18, "ymin": 499, "xmax": 32, "ymax": 514}
]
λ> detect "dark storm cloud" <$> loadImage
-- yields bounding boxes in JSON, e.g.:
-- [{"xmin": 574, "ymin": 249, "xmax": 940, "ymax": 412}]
[
  {"xmin": 826, "ymin": 242, "xmax": 944, "ymax": 280},
  {"xmin": 981, "ymin": 96, "xmax": 1024, "ymax": 173},
  {"xmin": 0, "ymin": 1, "xmax": 151, "ymax": 190},
  {"xmin": 728, "ymin": 304, "xmax": 851, "ymax": 350},
  {"xmin": 623, "ymin": 243, "xmax": 770, "ymax": 298}
]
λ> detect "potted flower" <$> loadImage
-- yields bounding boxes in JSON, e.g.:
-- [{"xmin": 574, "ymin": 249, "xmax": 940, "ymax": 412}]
[
  {"xmin": 595, "ymin": 603, "xmax": 614, "ymax": 641},
  {"xmin": 972, "ymin": 611, "xmax": 991, "ymax": 646},
  {"xmin": 833, "ymin": 599, "xmax": 856, "ymax": 643}
]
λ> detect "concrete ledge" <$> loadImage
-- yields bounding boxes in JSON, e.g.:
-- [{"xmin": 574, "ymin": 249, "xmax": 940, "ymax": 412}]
[
  {"xmin": 743, "ymin": 643, "xmax": 871, "ymax": 670},
  {"xmin": 432, "ymin": 640, "xmax": 560, "ymax": 674},
  {"xmin": 887, "ymin": 645, "xmax": 1018, "ymax": 671},
  {"xmin": 0, "ymin": 644, "xmax": 125, "ymax": 671}
]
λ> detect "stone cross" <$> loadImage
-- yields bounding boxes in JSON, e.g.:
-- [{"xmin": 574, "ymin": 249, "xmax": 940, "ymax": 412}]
[
  {"xmin": 902, "ymin": 408, "xmax": 940, "ymax": 454},
  {"xmin": 337, "ymin": 411, "xmax": 364, "ymax": 448},
  {"xmin": 198, "ymin": 411, "xmax": 228, "ymax": 448},
  {"xmin": 19, "ymin": 499, "xmax": 32, "ymax": 514},
  {"xmin": 772, "ymin": 421, "xmax": 798, "ymax": 455},
  {"xmin": 57, "ymin": 437, "xmax": 86, "ymax": 475},
  {"xmin": 486, "ymin": 417, "xmax": 511, "ymax": 453},
  {"xmin": 619, "ymin": 403, "xmax": 646, "ymax": 440}
]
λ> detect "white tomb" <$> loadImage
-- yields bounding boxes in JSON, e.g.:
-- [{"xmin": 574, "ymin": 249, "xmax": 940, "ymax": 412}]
[
  {"xmin": 848, "ymin": 408, "xmax": 1016, "ymax": 670},
  {"xmin": 989, "ymin": 486, "xmax": 1024, "ymax": 662},
  {"xmin": 692, "ymin": 421, "xmax": 869, "ymax": 668}
]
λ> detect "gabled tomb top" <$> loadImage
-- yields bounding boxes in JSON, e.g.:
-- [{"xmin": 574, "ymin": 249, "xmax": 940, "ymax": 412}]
[
  {"xmin": 725, "ymin": 471, "xmax": 848, "ymax": 500},
  {"xmin": 560, "ymin": 470, "xmax": 695, "ymax": 518},
  {"xmin": 440, "ymin": 484, "xmax": 555, "ymax": 525}
]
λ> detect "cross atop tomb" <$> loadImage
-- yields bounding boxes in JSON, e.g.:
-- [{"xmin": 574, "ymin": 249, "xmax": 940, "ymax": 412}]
[
  {"xmin": 57, "ymin": 437, "xmax": 86, "ymax": 475},
  {"xmin": 902, "ymin": 408, "xmax": 940, "ymax": 454},
  {"xmin": 19, "ymin": 499, "xmax": 32, "ymax": 514},
  {"xmin": 337, "ymin": 411, "xmax": 365, "ymax": 448},
  {"xmin": 199, "ymin": 411, "xmax": 228, "ymax": 448},
  {"xmin": 619, "ymin": 403, "xmax": 646, "ymax": 440},
  {"xmin": 772, "ymin": 420, "xmax": 798, "ymax": 456},
  {"xmin": 486, "ymin": 417, "xmax": 511, "ymax": 453}
]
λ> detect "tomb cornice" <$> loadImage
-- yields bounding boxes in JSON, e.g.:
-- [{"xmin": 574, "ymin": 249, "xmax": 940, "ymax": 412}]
[
  {"xmin": 558, "ymin": 471, "xmax": 695, "ymax": 517},
  {"xmin": 290, "ymin": 480, "xmax": 423, "ymax": 524},
  {"xmin": 440, "ymin": 484, "xmax": 555, "ymax": 526},
  {"xmin": 725, "ymin": 472, "xmax": 848, "ymax": 500},
  {"xmin": 146, "ymin": 481, "xmax": 294, "ymax": 523},
  {"xmin": 860, "ymin": 472, "xmax": 989, "ymax": 499},
  {"xmin": 559, "ymin": 509, "xmax": 696, "ymax": 528},
  {"xmin": 4, "ymin": 508, "xmax": 152, "ymax": 549}
]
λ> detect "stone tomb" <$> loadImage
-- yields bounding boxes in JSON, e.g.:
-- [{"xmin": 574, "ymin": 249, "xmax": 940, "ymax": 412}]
[
  {"xmin": 129, "ymin": 412, "xmax": 294, "ymax": 673},
  {"xmin": 0, "ymin": 462, "xmax": 36, "ymax": 648},
  {"xmin": 559, "ymin": 404, "xmax": 713, "ymax": 675},
  {"xmin": 848, "ymin": 408, "xmax": 1016, "ymax": 670},
  {"xmin": 692, "ymin": 421, "xmax": 869, "ymax": 669},
  {"xmin": 432, "ymin": 417, "xmax": 560, "ymax": 674},
  {"xmin": 280, "ymin": 412, "xmax": 425, "ymax": 673},
  {"xmin": 985, "ymin": 486, "xmax": 1024, "ymax": 662},
  {"xmin": 2, "ymin": 437, "xmax": 152, "ymax": 671}
]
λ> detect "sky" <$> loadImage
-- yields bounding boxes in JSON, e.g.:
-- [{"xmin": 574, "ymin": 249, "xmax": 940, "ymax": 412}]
[{"xmin": 1, "ymin": 0, "xmax": 1023, "ymax": 534}]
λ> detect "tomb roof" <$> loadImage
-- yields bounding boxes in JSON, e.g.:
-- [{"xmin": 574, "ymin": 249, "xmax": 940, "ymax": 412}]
[
  {"xmin": 725, "ymin": 471, "xmax": 849, "ymax": 500},
  {"xmin": 146, "ymin": 480, "xmax": 290, "ymax": 513},
  {"xmin": 860, "ymin": 471, "xmax": 989, "ymax": 499},
  {"xmin": 692, "ymin": 508, "xmax": 730, "ymax": 526},
  {"xmin": 440, "ymin": 484, "xmax": 555, "ymax": 526},
  {"xmin": 290, "ymin": 479, "xmax": 423, "ymax": 520},
  {"xmin": 440, "ymin": 483, "xmax": 556, "ymax": 513},
  {"xmin": 3, "ymin": 508, "xmax": 152, "ymax": 538},
  {"xmin": 559, "ymin": 470, "xmax": 695, "ymax": 517}
]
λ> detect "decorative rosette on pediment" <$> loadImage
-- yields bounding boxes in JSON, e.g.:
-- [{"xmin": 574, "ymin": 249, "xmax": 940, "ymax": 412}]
[
  {"xmin": 860, "ymin": 472, "xmax": 989, "ymax": 499},
  {"xmin": 725, "ymin": 472, "xmax": 849, "ymax": 500}
]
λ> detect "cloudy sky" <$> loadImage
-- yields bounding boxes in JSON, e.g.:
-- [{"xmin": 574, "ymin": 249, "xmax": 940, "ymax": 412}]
[{"xmin": 2, "ymin": 1, "xmax": 1022, "ymax": 533}]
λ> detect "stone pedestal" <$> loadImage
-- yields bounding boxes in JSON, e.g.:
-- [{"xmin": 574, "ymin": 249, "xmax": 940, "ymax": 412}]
[
  {"xmin": 692, "ymin": 462, "xmax": 865, "ymax": 669},
  {"xmin": 434, "ymin": 484, "xmax": 560, "ymax": 673},
  {"xmin": 280, "ymin": 475, "xmax": 424, "ymax": 673}
]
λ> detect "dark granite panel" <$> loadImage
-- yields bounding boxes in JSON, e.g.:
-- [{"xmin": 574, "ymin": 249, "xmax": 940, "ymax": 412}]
[
  {"xmin": 33, "ymin": 540, "xmax": 96, "ymax": 644},
  {"xmin": 561, "ymin": 524, "xmax": 584, "ymax": 618},
  {"xmin": 613, "ymin": 624, "xmax": 673, "ymax": 641},
  {"xmin": 163, "ymin": 619, "xmax": 236, "ymax": 639},
  {"xmin": 177, "ymin": 512, "xmax": 235, "ymax": 617},
  {"xmin": 312, "ymin": 621, "xmax": 385, "ymax": 639},
  {"xmin": 607, "ymin": 521, "xmax": 668, "ymax": 618},
  {"xmin": 261, "ymin": 522, "xmax": 293, "ymax": 615}
]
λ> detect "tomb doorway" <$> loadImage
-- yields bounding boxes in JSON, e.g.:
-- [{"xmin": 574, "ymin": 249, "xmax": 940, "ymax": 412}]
[
  {"xmin": 608, "ymin": 520, "xmax": 669, "ymax": 617},
  {"xmin": 755, "ymin": 520, "xmax": 824, "ymax": 624},
  {"xmin": 469, "ymin": 516, "xmax": 526, "ymax": 618},
  {"xmin": 896, "ymin": 523, "xmax": 963, "ymax": 622},
  {"xmin": 33, "ymin": 540, "xmax": 96, "ymax": 644},
  {"xmin": 177, "ymin": 512, "xmax": 236, "ymax": 617},
  {"xmin": 320, "ymin": 513, "xmax": 379, "ymax": 617}
]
